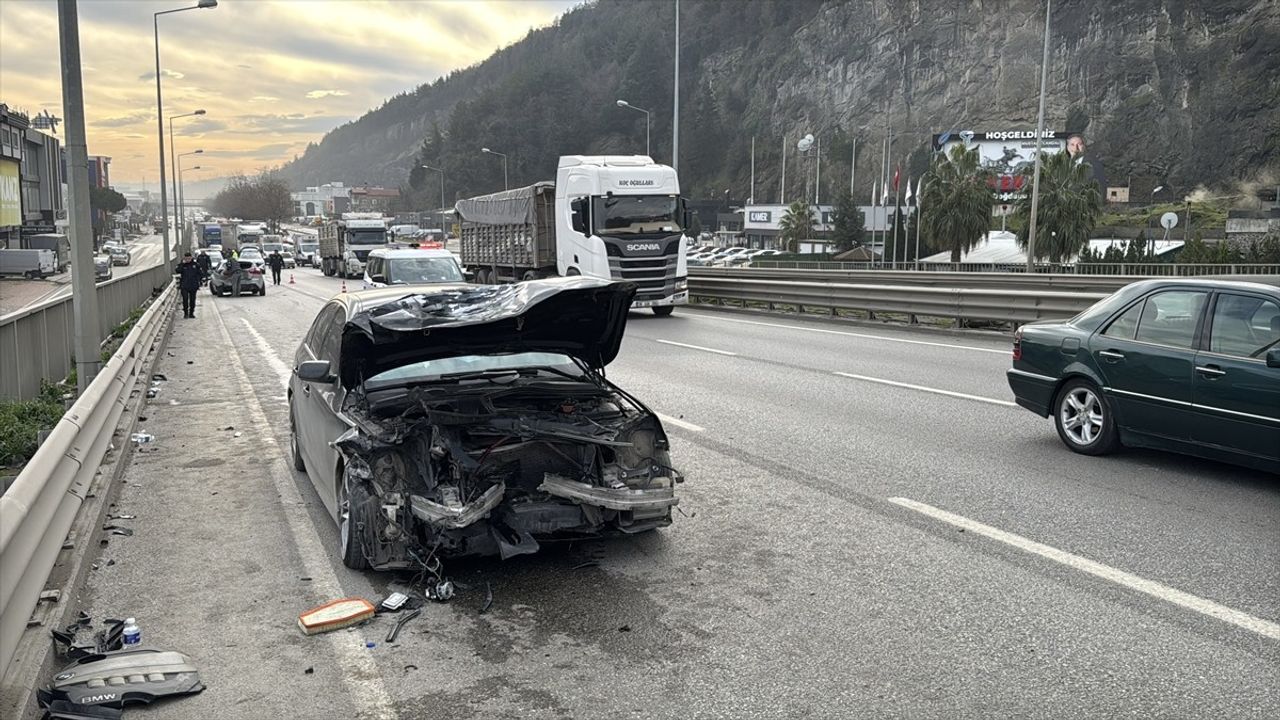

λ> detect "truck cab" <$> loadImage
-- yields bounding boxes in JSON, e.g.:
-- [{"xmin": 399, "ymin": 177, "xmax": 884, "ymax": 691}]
[{"xmin": 555, "ymin": 156, "xmax": 689, "ymax": 313}]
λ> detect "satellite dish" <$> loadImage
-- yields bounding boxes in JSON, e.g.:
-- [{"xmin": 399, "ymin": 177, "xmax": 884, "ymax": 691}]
[
  {"xmin": 1160, "ymin": 212, "xmax": 1178, "ymax": 229},
  {"xmin": 796, "ymin": 134, "xmax": 814, "ymax": 152}
]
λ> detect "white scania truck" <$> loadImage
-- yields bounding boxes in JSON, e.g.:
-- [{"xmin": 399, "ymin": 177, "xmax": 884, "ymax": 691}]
[
  {"xmin": 454, "ymin": 155, "xmax": 690, "ymax": 315},
  {"xmin": 318, "ymin": 212, "xmax": 389, "ymax": 278}
]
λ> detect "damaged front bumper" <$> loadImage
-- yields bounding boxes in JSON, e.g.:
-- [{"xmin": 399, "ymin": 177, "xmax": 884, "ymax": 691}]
[
  {"xmin": 539, "ymin": 473, "xmax": 678, "ymax": 512},
  {"xmin": 410, "ymin": 482, "xmax": 505, "ymax": 529}
]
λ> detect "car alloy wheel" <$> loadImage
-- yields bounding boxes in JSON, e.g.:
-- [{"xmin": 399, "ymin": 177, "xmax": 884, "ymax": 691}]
[
  {"xmin": 1054, "ymin": 379, "xmax": 1119, "ymax": 456},
  {"xmin": 338, "ymin": 467, "xmax": 370, "ymax": 570}
]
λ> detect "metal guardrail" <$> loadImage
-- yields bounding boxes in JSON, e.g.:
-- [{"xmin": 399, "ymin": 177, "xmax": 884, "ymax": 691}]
[
  {"xmin": 749, "ymin": 261, "xmax": 1280, "ymax": 275},
  {"xmin": 0, "ymin": 283, "xmax": 175, "ymax": 681},
  {"xmin": 0, "ymin": 265, "xmax": 171, "ymax": 400},
  {"xmin": 688, "ymin": 276, "xmax": 1108, "ymax": 324},
  {"xmin": 692, "ymin": 267, "xmax": 1139, "ymax": 294}
]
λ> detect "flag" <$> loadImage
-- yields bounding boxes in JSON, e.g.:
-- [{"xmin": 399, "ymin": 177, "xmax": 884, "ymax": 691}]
[
  {"xmin": 871, "ymin": 181, "xmax": 878, "ymax": 206},
  {"xmin": 904, "ymin": 176, "xmax": 913, "ymax": 205},
  {"xmin": 880, "ymin": 181, "xmax": 889, "ymax": 205},
  {"xmin": 916, "ymin": 177, "xmax": 923, "ymax": 206},
  {"xmin": 892, "ymin": 166, "xmax": 901, "ymax": 191}
]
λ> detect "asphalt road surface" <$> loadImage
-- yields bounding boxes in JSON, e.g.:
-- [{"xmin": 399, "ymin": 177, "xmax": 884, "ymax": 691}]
[
  {"xmin": 62, "ymin": 266, "xmax": 1279, "ymax": 719},
  {"xmin": 0, "ymin": 233, "xmax": 167, "ymax": 316}
]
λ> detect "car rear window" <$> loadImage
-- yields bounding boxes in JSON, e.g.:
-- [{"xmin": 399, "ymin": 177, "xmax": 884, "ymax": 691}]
[{"xmin": 1133, "ymin": 291, "xmax": 1207, "ymax": 349}]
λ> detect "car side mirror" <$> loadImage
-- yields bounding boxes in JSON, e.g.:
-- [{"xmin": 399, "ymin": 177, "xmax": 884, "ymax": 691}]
[
  {"xmin": 463, "ymin": 270, "xmax": 475, "ymax": 281},
  {"xmin": 296, "ymin": 360, "xmax": 335, "ymax": 383},
  {"xmin": 370, "ymin": 274, "xmax": 386, "ymax": 284},
  {"xmin": 1267, "ymin": 348, "xmax": 1280, "ymax": 368}
]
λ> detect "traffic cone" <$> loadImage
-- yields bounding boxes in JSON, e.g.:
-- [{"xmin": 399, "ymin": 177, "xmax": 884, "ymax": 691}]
[
  {"xmin": 289, "ymin": 273, "xmax": 295, "ymax": 284},
  {"xmin": 340, "ymin": 280, "xmax": 347, "ymax": 293}
]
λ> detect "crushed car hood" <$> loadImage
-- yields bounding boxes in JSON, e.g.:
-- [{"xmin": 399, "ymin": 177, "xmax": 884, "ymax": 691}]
[{"xmin": 341, "ymin": 277, "xmax": 637, "ymax": 385}]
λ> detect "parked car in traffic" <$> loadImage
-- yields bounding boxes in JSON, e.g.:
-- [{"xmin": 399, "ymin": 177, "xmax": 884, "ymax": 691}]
[
  {"xmin": 108, "ymin": 244, "xmax": 132, "ymax": 266},
  {"xmin": 362, "ymin": 248, "xmax": 464, "ymax": 289},
  {"xmin": 209, "ymin": 258, "xmax": 267, "ymax": 296},
  {"xmin": 281, "ymin": 249, "xmax": 297, "ymax": 269},
  {"xmin": 1007, "ymin": 278, "xmax": 1280, "ymax": 474},
  {"xmin": 297, "ymin": 242, "xmax": 319, "ymax": 267},
  {"xmin": 288, "ymin": 277, "xmax": 683, "ymax": 568},
  {"xmin": 237, "ymin": 246, "xmax": 266, "ymax": 271}
]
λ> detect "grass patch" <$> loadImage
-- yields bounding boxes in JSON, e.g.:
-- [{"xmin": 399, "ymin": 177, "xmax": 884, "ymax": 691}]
[{"xmin": 0, "ymin": 380, "xmax": 73, "ymax": 468}]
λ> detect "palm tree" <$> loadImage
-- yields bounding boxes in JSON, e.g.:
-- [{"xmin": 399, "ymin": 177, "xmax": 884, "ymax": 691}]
[
  {"xmin": 919, "ymin": 145, "xmax": 995, "ymax": 262},
  {"xmin": 777, "ymin": 200, "xmax": 815, "ymax": 253},
  {"xmin": 1013, "ymin": 150, "xmax": 1103, "ymax": 263}
]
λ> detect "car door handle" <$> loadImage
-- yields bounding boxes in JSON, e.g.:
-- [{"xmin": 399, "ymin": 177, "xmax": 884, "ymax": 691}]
[
  {"xmin": 302, "ymin": 384, "xmax": 311, "ymax": 395},
  {"xmin": 1098, "ymin": 349, "xmax": 1125, "ymax": 360},
  {"xmin": 1195, "ymin": 364, "xmax": 1226, "ymax": 378}
]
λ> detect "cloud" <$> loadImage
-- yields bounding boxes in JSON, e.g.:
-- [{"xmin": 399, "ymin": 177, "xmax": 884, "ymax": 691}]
[
  {"xmin": 207, "ymin": 142, "xmax": 300, "ymax": 158},
  {"xmin": 250, "ymin": 95, "xmax": 279, "ymax": 103},
  {"xmin": 93, "ymin": 111, "xmax": 152, "ymax": 128},
  {"xmin": 305, "ymin": 89, "xmax": 349, "ymax": 99},
  {"xmin": 138, "ymin": 69, "xmax": 186, "ymax": 81}
]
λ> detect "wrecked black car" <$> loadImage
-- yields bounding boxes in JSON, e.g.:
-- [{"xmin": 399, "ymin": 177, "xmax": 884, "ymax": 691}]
[{"xmin": 288, "ymin": 277, "xmax": 682, "ymax": 569}]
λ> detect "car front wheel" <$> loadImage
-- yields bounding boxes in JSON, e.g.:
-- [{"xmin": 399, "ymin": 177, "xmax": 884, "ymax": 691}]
[
  {"xmin": 1054, "ymin": 379, "xmax": 1119, "ymax": 456},
  {"xmin": 289, "ymin": 403, "xmax": 305, "ymax": 471},
  {"xmin": 338, "ymin": 466, "xmax": 371, "ymax": 570}
]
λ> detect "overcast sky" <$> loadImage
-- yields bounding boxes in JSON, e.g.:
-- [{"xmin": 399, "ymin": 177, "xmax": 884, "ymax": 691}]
[{"xmin": 0, "ymin": 0, "xmax": 577, "ymax": 186}]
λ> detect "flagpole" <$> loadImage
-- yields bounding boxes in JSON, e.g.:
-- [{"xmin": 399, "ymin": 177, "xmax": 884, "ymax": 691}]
[
  {"xmin": 780, "ymin": 136, "xmax": 787, "ymax": 204},
  {"xmin": 849, "ymin": 137, "xmax": 856, "ymax": 195},
  {"xmin": 914, "ymin": 177, "xmax": 923, "ymax": 269},
  {"xmin": 892, "ymin": 166, "xmax": 902, "ymax": 267},
  {"xmin": 878, "ymin": 135, "xmax": 887, "ymax": 266}
]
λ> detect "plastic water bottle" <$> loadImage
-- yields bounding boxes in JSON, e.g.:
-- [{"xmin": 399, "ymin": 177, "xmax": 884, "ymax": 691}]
[{"xmin": 122, "ymin": 618, "xmax": 141, "ymax": 646}]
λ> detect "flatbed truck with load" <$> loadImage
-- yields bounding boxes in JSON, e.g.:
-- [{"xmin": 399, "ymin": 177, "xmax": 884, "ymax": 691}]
[
  {"xmin": 454, "ymin": 155, "xmax": 690, "ymax": 315},
  {"xmin": 318, "ymin": 212, "xmax": 388, "ymax": 278}
]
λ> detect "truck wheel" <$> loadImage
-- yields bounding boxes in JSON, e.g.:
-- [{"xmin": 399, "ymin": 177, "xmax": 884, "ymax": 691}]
[
  {"xmin": 476, "ymin": 269, "xmax": 490, "ymax": 285},
  {"xmin": 522, "ymin": 270, "xmax": 539, "ymax": 282},
  {"xmin": 652, "ymin": 306, "xmax": 675, "ymax": 317}
]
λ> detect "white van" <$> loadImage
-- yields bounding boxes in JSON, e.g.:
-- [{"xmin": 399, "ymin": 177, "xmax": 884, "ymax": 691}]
[{"xmin": 362, "ymin": 248, "xmax": 465, "ymax": 289}]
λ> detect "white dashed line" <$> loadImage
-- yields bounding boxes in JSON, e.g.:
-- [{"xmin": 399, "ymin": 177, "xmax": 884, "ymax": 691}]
[
  {"xmin": 889, "ymin": 497, "xmax": 1280, "ymax": 641},
  {"xmin": 833, "ymin": 371, "xmax": 1017, "ymax": 407},
  {"xmin": 654, "ymin": 339, "xmax": 738, "ymax": 356}
]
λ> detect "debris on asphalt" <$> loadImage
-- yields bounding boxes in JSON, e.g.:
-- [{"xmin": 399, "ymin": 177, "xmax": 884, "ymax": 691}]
[
  {"xmin": 480, "ymin": 582, "xmax": 493, "ymax": 614},
  {"xmin": 50, "ymin": 630, "xmax": 95, "ymax": 661},
  {"xmin": 299, "ymin": 576, "xmax": 311, "ymax": 581},
  {"xmin": 38, "ymin": 647, "xmax": 204, "ymax": 711},
  {"xmin": 129, "ymin": 432, "xmax": 154, "ymax": 444},
  {"xmin": 303, "ymin": 667, "xmax": 314, "ymax": 675},
  {"xmin": 233, "ymin": 431, "xmax": 242, "ymax": 438},
  {"xmin": 106, "ymin": 513, "xmax": 135, "ymax": 520},
  {"xmin": 297, "ymin": 598, "xmax": 375, "ymax": 635},
  {"xmin": 365, "ymin": 641, "xmax": 377, "ymax": 649},
  {"xmin": 145, "ymin": 388, "xmax": 158, "ymax": 399},
  {"xmin": 40, "ymin": 699, "xmax": 123, "ymax": 719},
  {"xmin": 385, "ymin": 607, "xmax": 422, "ymax": 643},
  {"xmin": 403, "ymin": 664, "xmax": 418, "ymax": 673},
  {"xmin": 168, "ymin": 400, "xmax": 179, "ymax": 406},
  {"xmin": 94, "ymin": 619, "xmax": 124, "ymax": 653},
  {"xmin": 618, "ymin": 625, "xmax": 632, "ymax": 633},
  {"xmin": 151, "ymin": 374, "xmax": 167, "ymax": 382},
  {"xmin": 102, "ymin": 525, "xmax": 133, "ymax": 536},
  {"xmin": 379, "ymin": 592, "xmax": 409, "ymax": 612},
  {"xmin": 220, "ymin": 426, "xmax": 235, "ymax": 431},
  {"xmin": 571, "ymin": 561, "xmax": 599, "ymax": 570},
  {"xmin": 427, "ymin": 580, "xmax": 455, "ymax": 603}
]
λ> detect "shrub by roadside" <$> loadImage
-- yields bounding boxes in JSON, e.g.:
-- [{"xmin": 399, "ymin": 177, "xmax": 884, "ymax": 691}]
[{"xmin": 0, "ymin": 381, "xmax": 73, "ymax": 468}]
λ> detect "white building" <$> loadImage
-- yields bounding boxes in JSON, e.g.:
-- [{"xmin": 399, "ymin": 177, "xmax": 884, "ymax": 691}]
[{"xmin": 292, "ymin": 182, "xmax": 349, "ymax": 218}]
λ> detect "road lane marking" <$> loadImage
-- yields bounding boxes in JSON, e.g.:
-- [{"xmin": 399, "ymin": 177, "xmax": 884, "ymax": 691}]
[
  {"xmin": 241, "ymin": 319, "xmax": 293, "ymax": 388},
  {"xmin": 657, "ymin": 413, "xmax": 705, "ymax": 433},
  {"xmin": 211, "ymin": 303, "xmax": 397, "ymax": 718},
  {"xmin": 888, "ymin": 497, "xmax": 1280, "ymax": 641},
  {"xmin": 833, "ymin": 371, "xmax": 1017, "ymax": 407},
  {"xmin": 684, "ymin": 312, "xmax": 1009, "ymax": 355},
  {"xmin": 654, "ymin": 339, "xmax": 738, "ymax": 356}
]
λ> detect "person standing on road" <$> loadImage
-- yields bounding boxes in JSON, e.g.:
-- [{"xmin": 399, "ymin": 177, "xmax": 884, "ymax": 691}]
[
  {"xmin": 196, "ymin": 250, "xmax": 211, "ymax": 286},
  {"xmin": 267, "ymin": 249, "xmax": 285, "ymax": 285},
  {"xmin": 175, "ymin": 252, "xmax": 202, "ymax": 319}
]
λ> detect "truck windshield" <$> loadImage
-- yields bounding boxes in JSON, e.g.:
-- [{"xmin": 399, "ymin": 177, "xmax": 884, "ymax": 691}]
[
  {"xmin": 349, "ymin": 230, "xmax": 386, "ymax": 245},
  {"xmin": 593, "ymin": 196, "xmax": 682, "ymax": 236}
]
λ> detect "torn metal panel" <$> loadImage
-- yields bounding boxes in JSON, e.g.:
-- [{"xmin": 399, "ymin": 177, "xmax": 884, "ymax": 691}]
[
  {"xmin": 410, "ymin": 483, "xmax": 505, "ymax": 529},
  {"xmin": 539, "ymin": 473, "xmax": 678, "ymax": 511}
]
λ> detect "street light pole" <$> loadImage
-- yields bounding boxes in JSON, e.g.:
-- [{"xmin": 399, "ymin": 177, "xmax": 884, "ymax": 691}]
[
  {"xmin": 481, "ymin": 148, "xmax": 508, "ymax": 190},
  {"xmin": 1025, "ymin": 0, "xmax": 1052, "ymax": 273},
  {"xmin": 57, "ymin": 0, "xmax": 101, "ymax": 394},
  {"xmin": 615, "ymin": 100, "xmax": 651, "ymax": 157},
  {"xmin": 672, "ymin": 0, "xmax": 679, "ymax": 172},
  {"xmin": 179, "ymin": 163, "xmax": 205, "ymax": 254},
  {"xmin": 169, "ymin": 109, "xmax": 205, "ymax": 249},
  {"xmin": 175, "ymin": 149, "xmax": 202, "ymax": 250},
  {"xmin": 154, "ymin": 0, "xmax": 217, "ymax": 270},
  {"xmin": 421, "ymin": 165, "xmax": 446, "ymax": 211}
]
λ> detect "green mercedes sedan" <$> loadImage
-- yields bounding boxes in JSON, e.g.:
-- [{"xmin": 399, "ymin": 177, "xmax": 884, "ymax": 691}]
[{"xmin": 1007, "ymin": 278, "xmax": 1280, "ymax": 474}]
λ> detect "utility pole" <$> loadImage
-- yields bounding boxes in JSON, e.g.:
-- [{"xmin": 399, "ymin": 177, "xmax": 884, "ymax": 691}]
[
  {"xmin": 1026, "ymin": 0, "xmax": 1052, "ymax": 273},
  {"xmin": 780, "ymin": 137, "xmax": 786, "ymax": 204},
  {"xmin": 849, "ymin": 137, "xmax": 856, "ymax": 195},
  {"xmin": 814, "ymin": 137, "xmax": 821, "ymax": 205},
  {"xmin": 749, "ymin": 136, "xmax": 755, "ymax": 204},
  {"xmin": 58, "ymin": 0, "xmax": 101, "ymax": 392},
  {"xmin": 672, "ymin": 0, "xmax": 679, "ymax": 172}
]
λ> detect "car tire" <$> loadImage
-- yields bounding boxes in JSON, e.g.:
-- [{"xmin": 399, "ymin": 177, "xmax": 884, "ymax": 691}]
[
  {"xmin": 339, "ymin": 466, "xmax": 371, "ymax": 570},
  {"xmin": 289, "ymin": 403, "xmax": 306, "ymax": 472},
  {"xmin": 1053, "ymin": 379, "xmax": 1119, "ymax": 456},
  {"xmin": 652, "ymin": 306, "xmax": 675, "ymax": 317}
]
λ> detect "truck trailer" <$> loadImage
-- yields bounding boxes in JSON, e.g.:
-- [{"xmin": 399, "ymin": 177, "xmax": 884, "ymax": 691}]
[
  {"xmin": 454, "ymin": 155, "xmax": 689, "ymax": 315},
  {"xmin": 318, "ymin": 212, "xmax": 388, "ymax": 278}
]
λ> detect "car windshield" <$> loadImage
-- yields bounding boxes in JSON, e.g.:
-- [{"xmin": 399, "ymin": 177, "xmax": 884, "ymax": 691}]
[
  {"xmin": 366, "ymin": 352, "xmax": 581, "ymax": 386},
  {"xmin": 386, "ymin": 257, "xmax": 463, "ymax": 284},
  {"xmin": 240, "ymin": 249, "xmax": 263, "ymax": 259},
  {"xmin": 593, "ymin": 195, "xmax": 682, "ymax": 235}
]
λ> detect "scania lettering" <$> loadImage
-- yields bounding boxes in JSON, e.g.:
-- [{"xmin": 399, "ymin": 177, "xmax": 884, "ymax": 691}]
[
  {"xmin": 454, "ymin": 155, "xmax": 690, "ymax": 316},
  {"xmin": 318, "ymin": 212, "xmax": 388, "ymax": 278}
]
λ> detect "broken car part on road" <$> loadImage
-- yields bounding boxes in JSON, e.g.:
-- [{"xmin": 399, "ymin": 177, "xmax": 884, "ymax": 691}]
[
  {"xmin": 291, "ymin": 278, "xmax": 685, "ymax": 570},
  {"xmin": 37, "ymin": 648, "xmax": 204, "ymax": 710}
]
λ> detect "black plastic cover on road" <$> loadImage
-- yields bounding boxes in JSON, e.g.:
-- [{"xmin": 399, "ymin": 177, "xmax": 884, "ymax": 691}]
[{"xmin": 341, "ymin": 277, "xmax": 637, "ymax": 384}]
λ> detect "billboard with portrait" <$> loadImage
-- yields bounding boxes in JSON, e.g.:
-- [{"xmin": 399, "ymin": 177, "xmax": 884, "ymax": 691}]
[{"xmin": 932, "ymin": 129, "xmax": 1077, "ymax": 200}]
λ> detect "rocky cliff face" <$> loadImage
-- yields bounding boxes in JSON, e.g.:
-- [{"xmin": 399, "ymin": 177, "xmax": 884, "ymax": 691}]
[{"xmin": 280, "ymin": 0, "xmax": 1279, "ymax": 203}]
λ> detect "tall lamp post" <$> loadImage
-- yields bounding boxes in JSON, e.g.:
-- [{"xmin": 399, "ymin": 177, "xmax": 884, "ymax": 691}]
[
  {"xmin": 178, "ymin": 162, "xmax": 205, "ymax": 254},
  {"xmin": 1151, "ymin": 185, "xmax": 1164, "ymax": 204},
  {"xmin": 1024, "ymin": 0, "xmax": 1052, "ymax": 272},
  {"xmin": 616, "ymin": 100, "xmax": 650, "ymax": 157},
  {"xmin": 169, "ymin": 109, "xmax": 205, "ymax": 241},
  {"xmin": 481, "ymin": 148, "xmax": 508, "ymax": 190},
  {"xmin": 154, "ymin": 0, "xmax": 217, "ymax": 269},
  {"xmin": 175, "ymin": 149, "xmax": 202, "ymax": 249},
  {"xmin": 421, "ymin": 164, "xmax": 446, "ymax": 210}
]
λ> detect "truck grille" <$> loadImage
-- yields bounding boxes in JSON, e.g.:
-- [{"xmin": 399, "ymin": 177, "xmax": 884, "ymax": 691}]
[{"xmin": 608, "ymin": 255, "xmax": 679, "ymax": 301}]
